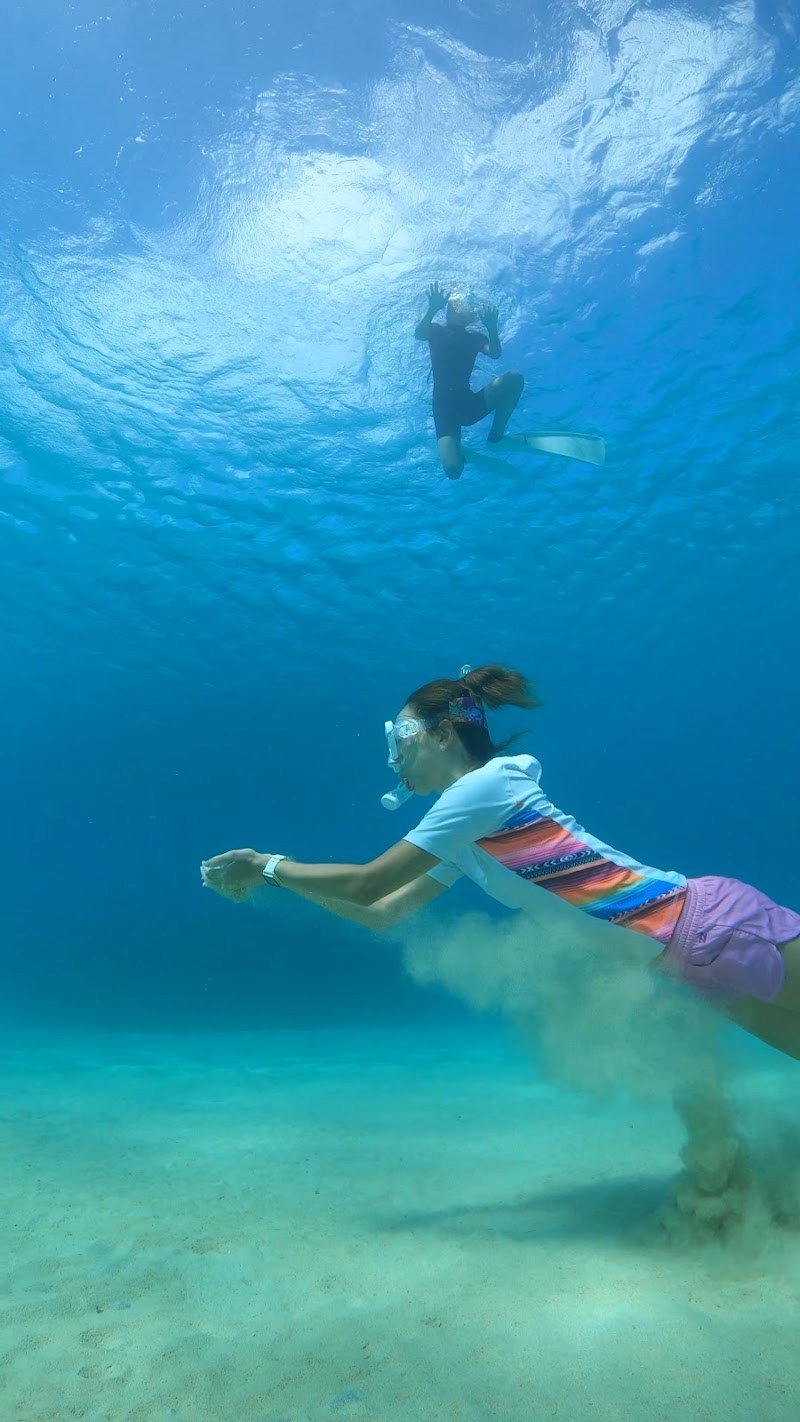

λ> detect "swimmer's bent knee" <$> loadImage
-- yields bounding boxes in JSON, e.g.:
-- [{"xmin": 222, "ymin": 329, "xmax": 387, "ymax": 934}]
[{"xmin": 442, "ymin": 457, "xmax": 464, "ymax": 479}]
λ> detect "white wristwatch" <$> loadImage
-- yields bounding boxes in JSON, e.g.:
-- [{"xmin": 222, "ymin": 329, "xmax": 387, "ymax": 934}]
[{"xmin": 261, "ymin": 854, "xmax": 287, "ymax": 885}]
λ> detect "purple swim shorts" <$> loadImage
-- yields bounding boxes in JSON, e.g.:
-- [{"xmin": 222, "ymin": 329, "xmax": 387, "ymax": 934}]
[{"xmin": 661, "ymin": 876, "xmax": 800, "ymax": 1004}]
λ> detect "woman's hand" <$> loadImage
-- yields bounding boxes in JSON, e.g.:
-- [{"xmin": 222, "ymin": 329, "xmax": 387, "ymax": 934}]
[
  {"xmin": 480, "ymin": 304, "xmax": 499, "ymax": 330},
  {"xmin": 427, "ymin": 281, "xmax": 448, "ymax": 314},
  {"xmin": 200, "ymin": 848, "xmax": 269, "ymax": 902}
]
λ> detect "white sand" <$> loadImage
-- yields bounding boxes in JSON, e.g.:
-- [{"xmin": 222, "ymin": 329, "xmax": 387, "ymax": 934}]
[{"xmin": 1, "ymin": 1025, "xmax": 799, "ymax": 1422}]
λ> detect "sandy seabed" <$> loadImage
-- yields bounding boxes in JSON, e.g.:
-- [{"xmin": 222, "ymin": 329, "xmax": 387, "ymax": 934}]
[{"xmin": 1, "ymin": 1024, "xmax": 799, "ymax": 1422}]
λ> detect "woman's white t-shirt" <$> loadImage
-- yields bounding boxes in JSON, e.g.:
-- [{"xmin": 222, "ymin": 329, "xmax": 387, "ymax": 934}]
[{"xmin": 404, "ymin": 754, "xmax": 686, "ymax": 949}]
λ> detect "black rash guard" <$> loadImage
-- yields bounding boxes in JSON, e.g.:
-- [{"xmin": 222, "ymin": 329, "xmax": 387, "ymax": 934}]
[{"xmin": 428, "ymin": 322, "xmax": 489, "ymax": 439}]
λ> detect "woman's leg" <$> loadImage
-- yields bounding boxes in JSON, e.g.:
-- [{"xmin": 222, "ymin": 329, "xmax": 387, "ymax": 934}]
[
  {"xmin": 484, "ymin": 372, "xmax": 525, "ymax": 442},
  {"xmin": 725, "ymin": 995, "xmax": 800, "ymax": 1060},
  {"xmin": 770, "ymin": 935, "xmax": 800, "ymax": 1010},
  {"xmin": 721, "ymin": 935, "xmax": 800, "ymax": 1057},
  {"xmin": 437, "ymin": 434, "xmax": 465, "ymax": 479}
]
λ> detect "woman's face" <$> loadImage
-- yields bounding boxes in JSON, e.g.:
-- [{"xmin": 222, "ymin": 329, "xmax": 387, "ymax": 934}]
[{"xmin": 389, "ymin": 706, "xmax": 454, "ymax": 796}]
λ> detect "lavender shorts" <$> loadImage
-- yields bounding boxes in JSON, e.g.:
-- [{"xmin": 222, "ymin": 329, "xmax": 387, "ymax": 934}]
[{"xmin": 661, "ymin": 876, "xmax": 800, "ymax": 1004}]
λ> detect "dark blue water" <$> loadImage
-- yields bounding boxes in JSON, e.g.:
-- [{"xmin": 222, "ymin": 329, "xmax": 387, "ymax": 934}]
[{"xmin": 2, "ymin": 1, "xmax": 799, "ymax": 1037}]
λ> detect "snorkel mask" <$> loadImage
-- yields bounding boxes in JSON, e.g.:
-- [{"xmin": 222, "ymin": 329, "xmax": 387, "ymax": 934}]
[
  {"xmin": 381, "ymin": 666, "xmax": 483, "ymax": 811},
  {"xmin": 381, "ymin": 716, "xmax": 435, "ymax": 811},
  {"xmin": 445, "ymin": 289, "xmax": 478, "ymax": 325}
]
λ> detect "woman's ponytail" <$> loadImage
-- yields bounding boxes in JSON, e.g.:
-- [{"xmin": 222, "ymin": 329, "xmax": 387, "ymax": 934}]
[{"xmin": 461, "ymin": 663, "xmax": 539, "ymax": 712}]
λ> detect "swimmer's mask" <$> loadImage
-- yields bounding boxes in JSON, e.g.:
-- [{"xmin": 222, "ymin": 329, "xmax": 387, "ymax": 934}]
[{"xmin": 446, "ymin": 290, "xmax": 478, "ymax": 325}]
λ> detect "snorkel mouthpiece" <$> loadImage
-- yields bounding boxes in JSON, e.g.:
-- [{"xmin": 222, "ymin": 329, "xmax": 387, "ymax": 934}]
[{"xmin": 381, "ymin": 783, "xmax": 412, "ymax": 811}]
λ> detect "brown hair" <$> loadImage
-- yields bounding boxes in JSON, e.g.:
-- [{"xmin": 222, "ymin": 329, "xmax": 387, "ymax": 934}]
[{"xmin": 406, "ymin": 663, "xmax": 539, "ymax": 766}]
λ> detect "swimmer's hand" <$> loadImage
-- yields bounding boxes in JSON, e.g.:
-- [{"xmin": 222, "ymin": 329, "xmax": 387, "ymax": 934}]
[
  {"xmin": 200, "ymin": 848, "xmax": 269, "ymax": 902},
  {"xmin": 480, "ymin": 305, "xmax": 499, "ymax": 330},
  {"xmin": 426, "ymin": 281, "xmax": 448, "ymax": 314}
]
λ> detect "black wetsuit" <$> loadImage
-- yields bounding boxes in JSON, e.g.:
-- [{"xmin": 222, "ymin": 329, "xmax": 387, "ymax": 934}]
[{"xmin": 428, "ymin": 322, "xmax": 489, "ymax": 440}]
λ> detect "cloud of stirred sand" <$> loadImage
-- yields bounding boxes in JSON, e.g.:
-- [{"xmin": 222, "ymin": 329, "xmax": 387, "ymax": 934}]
[{"xmin": 397, "ymin": 909, "xmax": 800, "ymax": 1258}]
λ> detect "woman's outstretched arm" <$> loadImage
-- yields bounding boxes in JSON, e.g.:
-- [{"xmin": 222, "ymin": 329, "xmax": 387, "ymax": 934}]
[
  {"xmin": 201, "ymin": 836, "xmax": 443, "ymax": 915},
  {"xmin": 289, "ymin": 873, "xmax": 449, "ymax": 931}
]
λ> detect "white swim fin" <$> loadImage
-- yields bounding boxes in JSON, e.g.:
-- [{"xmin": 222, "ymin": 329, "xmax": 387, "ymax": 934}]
[{"xmin": 499, "ymin": 432, "xmax": 606, "ymax": 466}]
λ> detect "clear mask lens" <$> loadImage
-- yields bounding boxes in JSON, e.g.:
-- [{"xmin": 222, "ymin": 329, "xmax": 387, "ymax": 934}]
[{"xmin": 385, "ymin": 717, "xmax": 431, "ymax": 766}]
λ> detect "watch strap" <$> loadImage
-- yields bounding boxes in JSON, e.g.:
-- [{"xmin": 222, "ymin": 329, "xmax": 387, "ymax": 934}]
[{"xmin": 262, "ymin": 853, "xmax": 287, "ymax": 885}]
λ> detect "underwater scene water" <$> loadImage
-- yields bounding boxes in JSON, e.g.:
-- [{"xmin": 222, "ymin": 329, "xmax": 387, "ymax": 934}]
[{"xmin": 3, "ymin": 1, "xmax": 800, "ymax": 1418}]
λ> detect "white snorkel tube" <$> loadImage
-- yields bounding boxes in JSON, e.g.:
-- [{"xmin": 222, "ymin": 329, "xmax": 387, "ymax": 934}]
[
  {"xmin": 381, "ymin": 720, "xmax": 413, "ymax": 811},
  {"xmin": 381, "ymin": 665, "xmax": 472, "ymax": 811}
]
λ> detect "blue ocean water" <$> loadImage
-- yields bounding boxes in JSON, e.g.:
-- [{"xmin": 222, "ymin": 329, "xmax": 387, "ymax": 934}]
[
  {"xmin": 3, "ymin": 0, "xmax": 799, "ymax": 1031},
  {"xmin": 3, "ymin": 2, "xmax": 800, "ymax": 1419}
]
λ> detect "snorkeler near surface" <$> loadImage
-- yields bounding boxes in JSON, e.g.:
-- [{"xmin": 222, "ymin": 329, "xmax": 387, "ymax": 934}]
[
  {"xmin": 202, "ymin": 663, "xmax": 800, "ymax": 1062},
  {"xmin": 415, "ymin": 283, "xmax": 606, "ymax": 480},
  {"xmin": 415, "ymin": 283, "xmax": 524, "ymax": 479}
]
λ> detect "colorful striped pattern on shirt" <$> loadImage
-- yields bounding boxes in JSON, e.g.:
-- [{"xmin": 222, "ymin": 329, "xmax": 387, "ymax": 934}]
[{"xmin": 477, "ymin": 803, "xmax": 686, "ymax": 944}]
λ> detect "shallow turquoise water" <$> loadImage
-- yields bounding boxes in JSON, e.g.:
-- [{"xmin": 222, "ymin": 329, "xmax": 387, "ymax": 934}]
[{"xmin": 2, "ymin": 1024, "xmax": 799, "ymax": 1422}]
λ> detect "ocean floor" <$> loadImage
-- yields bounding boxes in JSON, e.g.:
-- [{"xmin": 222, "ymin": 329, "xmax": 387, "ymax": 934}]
[{"xmin": 1, "ymin": 1024, "xmax": 799, "ymax": 1422}]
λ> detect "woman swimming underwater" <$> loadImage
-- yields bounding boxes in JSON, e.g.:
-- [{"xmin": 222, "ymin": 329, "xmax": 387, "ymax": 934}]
[{"xmin": 201, "ymin": 664, "xmax": 800, "ymax": 1059}]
